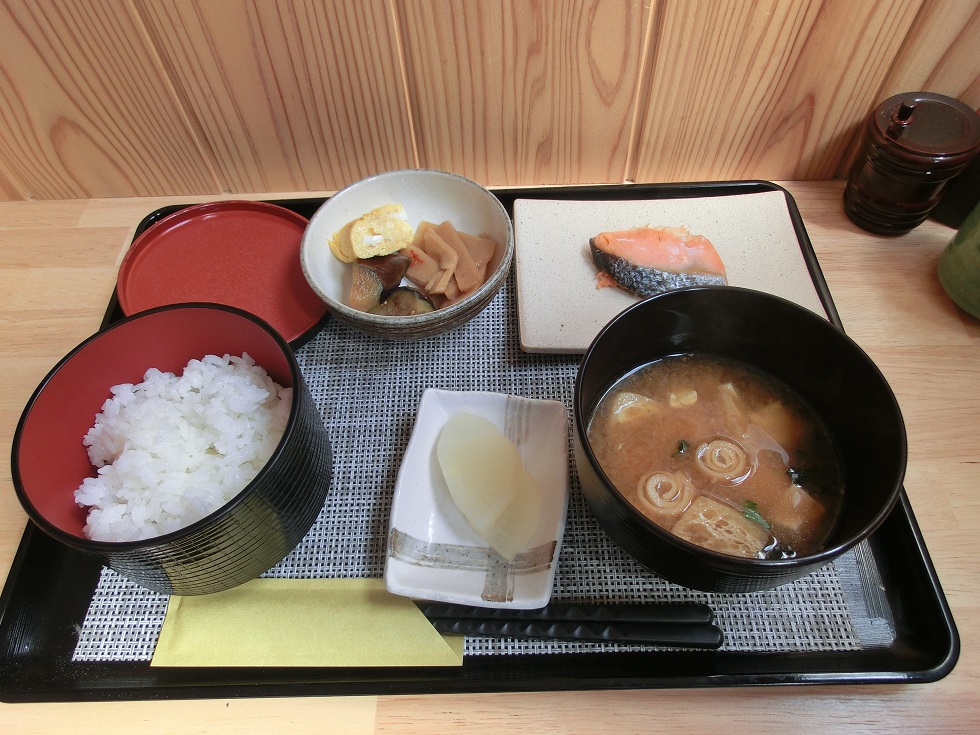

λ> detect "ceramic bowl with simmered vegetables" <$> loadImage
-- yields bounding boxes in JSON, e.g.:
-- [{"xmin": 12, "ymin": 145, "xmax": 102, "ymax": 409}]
[
  {"xmin": 300, "ymin": 169, "xmax": 514, "ymax": 340},
  {"xmin": 574, "ymin": 286, "xmax": 907, "ymax": 593}
]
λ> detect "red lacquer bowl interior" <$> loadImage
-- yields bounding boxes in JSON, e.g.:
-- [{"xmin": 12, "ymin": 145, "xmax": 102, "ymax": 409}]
[{"xmin": 14, "ymin": 305, "xmax": 292, "ymax": 541}]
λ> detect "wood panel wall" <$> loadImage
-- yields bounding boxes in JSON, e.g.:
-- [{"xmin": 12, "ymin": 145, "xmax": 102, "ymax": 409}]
[{"xmin": 0, "ymin": 0, "xmax": 976, "ymax": 201}]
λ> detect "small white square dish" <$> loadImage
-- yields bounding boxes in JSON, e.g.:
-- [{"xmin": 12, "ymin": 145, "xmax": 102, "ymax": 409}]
[
  {"xmin": 384, "ymin": 389, "xmax": 570, "ymax": 609},
  {"xmin": 513, "ymin": 190, "xmax": 829, "ymax": 353}
]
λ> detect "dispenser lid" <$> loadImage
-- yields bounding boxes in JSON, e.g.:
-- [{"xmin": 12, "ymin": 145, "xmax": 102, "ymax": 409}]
[{"xmin": 873, "ymin": 92, "xmax": 980, "ymax": 161}]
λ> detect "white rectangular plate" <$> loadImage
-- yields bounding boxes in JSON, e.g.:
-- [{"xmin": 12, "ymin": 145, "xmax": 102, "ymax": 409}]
[
  {"xmin": 513, "ymin": 190, "xmax": 827, "ymax": 353},
  {"xmin": 384, "ymin": 389, "xmax": 570, "ymax": 609}
]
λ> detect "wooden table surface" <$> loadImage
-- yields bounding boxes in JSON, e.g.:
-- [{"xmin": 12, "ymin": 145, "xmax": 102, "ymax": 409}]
[{"xmin": 0, "ymin": 181, "xmax": 977, "ymax": 734}]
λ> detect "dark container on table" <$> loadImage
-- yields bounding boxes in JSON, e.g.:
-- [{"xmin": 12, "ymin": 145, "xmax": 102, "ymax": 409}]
[{"xmin": 844, "ymin": 92, "xmax": 980, "ymax": 236}]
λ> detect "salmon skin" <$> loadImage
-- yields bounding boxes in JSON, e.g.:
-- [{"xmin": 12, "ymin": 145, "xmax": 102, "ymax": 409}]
[{"xmin": 590, "ymin": 226, "xmax": 727, "ymax": 297}]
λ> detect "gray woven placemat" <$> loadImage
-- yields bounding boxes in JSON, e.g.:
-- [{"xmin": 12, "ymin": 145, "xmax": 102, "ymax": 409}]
[{"xmin": 73, "ymin": 275, "xmax": 895, "ymax": 661}]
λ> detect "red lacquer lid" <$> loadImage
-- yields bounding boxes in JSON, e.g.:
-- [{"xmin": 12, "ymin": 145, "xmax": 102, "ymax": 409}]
[{"xmin": 117, "ymin": 201, "xmax": 327, "ymax": 345}]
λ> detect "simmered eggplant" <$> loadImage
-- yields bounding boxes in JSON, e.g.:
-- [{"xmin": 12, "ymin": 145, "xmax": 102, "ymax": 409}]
[
  {"xmin": 369, "ymin": 287, "xmax": 435, "ymax": 316},
  {"xmin": 368, "ymin": 252, "xmax": 412, "ymax": 291},
  {"xmin": 349, "ymin": 263, "xmax": 384, "ymax": 311},
  {"xmin": 348, "ymin": 253, "xmax": 411, "ymax": 312}
]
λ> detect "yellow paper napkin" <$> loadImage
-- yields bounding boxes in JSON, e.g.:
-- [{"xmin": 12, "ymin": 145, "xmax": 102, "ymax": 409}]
[{"xmin": 151, "ymin": 578, "xmax": 464, "ymax": 667}]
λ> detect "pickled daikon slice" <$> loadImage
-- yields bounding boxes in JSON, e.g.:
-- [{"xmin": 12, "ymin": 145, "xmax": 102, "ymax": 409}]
[{"xmin": 436, "ymin": 412, "xmax": 542, "ymax": 561}]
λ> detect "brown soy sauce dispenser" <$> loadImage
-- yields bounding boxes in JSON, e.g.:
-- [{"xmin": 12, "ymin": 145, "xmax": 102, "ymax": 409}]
[{"xmin": 843, "ymin": 92, "xmax": 980, "ymax": 236}]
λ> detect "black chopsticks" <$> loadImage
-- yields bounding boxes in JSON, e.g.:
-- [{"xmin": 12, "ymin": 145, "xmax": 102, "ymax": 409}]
[{"xmin": 418, "ymin": 601, "xmax": 724, "ymax": 649}]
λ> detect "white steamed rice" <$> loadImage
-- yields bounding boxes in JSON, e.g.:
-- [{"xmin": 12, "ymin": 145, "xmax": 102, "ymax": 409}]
[{"xmin": 75, "ymin": 353, "xmax": 292, "ymax": 542}]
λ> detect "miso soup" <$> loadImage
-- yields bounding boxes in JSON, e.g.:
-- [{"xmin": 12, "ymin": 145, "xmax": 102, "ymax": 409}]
[{"xmin": 587, "ymin": 354, "xmax": 843, "ymax": 559}]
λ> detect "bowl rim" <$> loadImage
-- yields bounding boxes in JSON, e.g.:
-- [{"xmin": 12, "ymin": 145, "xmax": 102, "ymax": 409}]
[
  {"xmin": 299, "ymin": 168, "xmax": 515, "ymax": 326},
  {"xmin": 11, "ymin": 301, "xmax": 303, "ymax": 551},
  {"xmin": 573, "ymin": 284, "xmax": 907, "ymax": 570}
]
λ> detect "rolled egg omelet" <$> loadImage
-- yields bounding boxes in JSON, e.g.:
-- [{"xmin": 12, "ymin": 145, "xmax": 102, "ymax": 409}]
[{"xmin": 329, "ymin": 204, "xmax": 415, "ymax": 263}]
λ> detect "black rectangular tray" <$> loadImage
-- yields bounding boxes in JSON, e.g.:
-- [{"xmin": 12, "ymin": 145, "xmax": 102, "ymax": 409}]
[{"xmin": 0, "ymin": 182, "xmax": 958, "ymax": 702}]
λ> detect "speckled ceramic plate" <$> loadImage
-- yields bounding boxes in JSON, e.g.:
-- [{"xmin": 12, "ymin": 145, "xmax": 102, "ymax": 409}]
[
  {"xmin": 384, "ymin": 389, "xmax": 569, "ymax": 609},
  {"xmin": 513, "ymin": 190, "xmax": 828, "ymax": 353}
]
